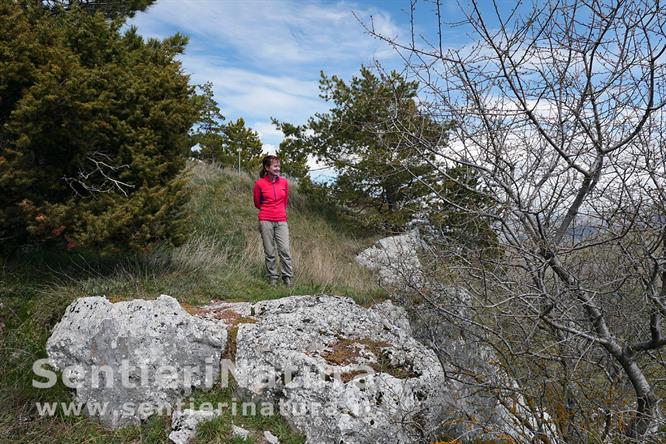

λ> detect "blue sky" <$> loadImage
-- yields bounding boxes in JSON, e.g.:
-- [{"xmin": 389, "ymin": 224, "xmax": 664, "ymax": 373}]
[{"xmin": 126, "ymin": 0, "xmax": 480, "ymax": 176}]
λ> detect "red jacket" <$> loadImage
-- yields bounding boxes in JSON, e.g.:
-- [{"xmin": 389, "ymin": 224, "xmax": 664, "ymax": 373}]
[{"xmin": 253, "ymin": 175, "xmax": 289, "ymax": 221}]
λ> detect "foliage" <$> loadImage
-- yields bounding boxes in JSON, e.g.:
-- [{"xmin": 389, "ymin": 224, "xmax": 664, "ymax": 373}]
[
  {"xmin": 221, "ymin": 117, "xmax": 265, "ymax": 173},
  {"xmin": 196, "ymin": 112, "xmax": 265, "ymax": 174},
  {"xmin": 0, "ymin": 1, "xmax": 201, "ymax": 254},
  {"xmin": 274, "ymin": 66, "xmax": 453, "ymax": 230},
  {"xmin": 42, "ymin": 0, "xmax": 156, "ymax": 19},
  {"xmin": 190, "ymin": 81, "xmax": 225, "ymax": 160},
  {"xmin": 272, "ymin": 119, "xmax": 311, "ymax": 183},
  {"xmin": 275, "ymin": 66, "xmax": 495, "ymax": 246},
  {"xmin": 365, "ymin": 0, "xmax": 666, "ymax": 439},
  {"xmin": 424, "ymin": 165, "xmax": 499, "ymax": 254}
]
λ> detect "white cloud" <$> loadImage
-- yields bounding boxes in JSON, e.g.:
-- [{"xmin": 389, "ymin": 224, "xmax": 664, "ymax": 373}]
[
  {"xmin": 181, "ymin": 54, "xmax": 327, "ymax": 126},
  {"xmin": 129, "ymin": 0, "xmax": 404, "ymax": 66},
  {"xmin": 262, "ymin": 143, "xmax": 277, "ymax": 155},
  {"xmin": 306, "ymin": 154, "xmax": 338, "ymax": 183},
  {"xmin": 125, "ymin": 0, "xmax": 406, "ymax": 178},
  {"xmin": 253, "ymin": 122, "xmax": 284, "ymax": 142}
]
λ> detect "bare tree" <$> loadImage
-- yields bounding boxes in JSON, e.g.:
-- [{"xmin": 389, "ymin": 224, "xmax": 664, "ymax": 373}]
[
  {"xmin": 359, "ymin": 0, "xmax": 666, "ymax": 441},
  {"xmin": 61, "ymin": 151, "xmax": 134, "ymax": 197}
]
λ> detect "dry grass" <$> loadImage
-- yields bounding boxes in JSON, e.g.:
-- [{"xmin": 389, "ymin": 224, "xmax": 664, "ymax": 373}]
[
  {"xmin": 182, "ymin": 161, "xmax": 384, "ymax": 304},
  {"xmin": 320, "ymin": 336, "xmax": 418, "ymax": 379}
]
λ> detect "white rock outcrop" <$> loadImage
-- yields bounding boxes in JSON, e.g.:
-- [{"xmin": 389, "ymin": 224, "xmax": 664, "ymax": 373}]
[
  {"xmin": 200, "ymin": 295, "xmax": 447, "ymax": 443},
  {"xmin": 355, "ymin": 229, "xmax": 424, "ymax": 287},
  {"xmin": 169, "ymin": 408, "xmax": 221, "ymax": 444},
  {"xmin": 45, "ymin": 292, "xmax": 452, "ymax": 441},
  {"xmin": 232, "ymin": 424, "xmax": 251, "ymax": 440},
  {"xmin": 358, "ymin": 232, "xmax": 557, "ymax": 441},
  {"xmin": 264, "ymin": 430, "xmax": 280, "ymax": 443},
  {"xmin": 46, "ymin": 295, "xmax": 227, "ymax": 428}
]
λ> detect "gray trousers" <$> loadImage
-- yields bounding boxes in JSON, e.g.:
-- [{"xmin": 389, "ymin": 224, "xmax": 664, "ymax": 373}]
[{"xmin": 259, "ymin": 221, "xmax": 293, "ymax": 282}]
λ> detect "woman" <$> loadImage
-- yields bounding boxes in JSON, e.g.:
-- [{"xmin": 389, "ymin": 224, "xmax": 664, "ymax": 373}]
[{"xmin": 253, "ymin": 155, "xmax": 293, "ymax": 287}]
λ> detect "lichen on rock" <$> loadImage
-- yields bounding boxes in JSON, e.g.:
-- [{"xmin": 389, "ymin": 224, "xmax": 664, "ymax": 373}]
[
  {"xmin": 201, "ymin": 294, "xmax": 447, "ymax": 443},
  {"xmin": 46, "ymin": 295, "xmax": 227, "ymax": 428}
]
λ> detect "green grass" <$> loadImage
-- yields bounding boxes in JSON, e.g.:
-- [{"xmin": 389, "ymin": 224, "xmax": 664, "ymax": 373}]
[
  {"xmin": 187, "ymin": 380, "xmax": 305, "ymax": 444},
  {"xmin": 0, "ymin": 161, "xmax": 385, "ymax": 443}
]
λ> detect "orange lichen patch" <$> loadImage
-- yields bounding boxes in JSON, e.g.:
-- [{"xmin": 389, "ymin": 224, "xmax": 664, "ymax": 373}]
[
  {"xmin": 321, "ymin": 336, "xmax": 420, "ymax": 380},
  {"xmin": 202, "ymin": 307, "xmax": 243, "ymax": 324},
  {"xmin": 179, "ymin": 302, "xmax": 203, "ymax": 315},
  {"xmin": 353, "ymin": 337, "xmax": 390, "ymax": 351},
  {"xmin": 321, "ymin": 340, "xmax": 361, "ymax": 366},
  {"xmin": 339, "ymin": 369, "xmax": 367, "ymax": 383},
  {"xmin": 225, "ymin": 317, "xmax": 258, "ymax": 360},
  {"xmin": 107, "ymin": 295, "xmax": 128, "ymax": 303},
  {"xmin": 321, "ymin": 337, "xmax": 391, "ymax": 366}
]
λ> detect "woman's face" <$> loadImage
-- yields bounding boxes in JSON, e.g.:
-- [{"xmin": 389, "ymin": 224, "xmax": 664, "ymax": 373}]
[{"xmin": 267, "ymin": 160, "xmax": 281, "ymax": 177}]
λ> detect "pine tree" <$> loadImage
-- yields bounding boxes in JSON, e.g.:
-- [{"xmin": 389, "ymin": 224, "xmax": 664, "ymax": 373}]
[
  {"xmin": 198, "ymin": 116, "xmax": 264, "ymax": 173},
  {"xmin": 42, "ymin": 0, "xmax": 156, "ymax": 19},
  {"xmin": 221, "ymin": 118, "xmax": 265, "ymax": 173},
  {"xmin": 275, "ymin": 66, "xmax": 450, "ymax": 229},
  {"xmin": 0, "ymin": 1, "xmax": 201, "ymax": 253},
  {"xmin": 272, "ymin": 119, "xmax": 312, "ymax": 184},
  {"xmin": 191, "ymin": 82, "xmax": 225, "ymax": 161}
]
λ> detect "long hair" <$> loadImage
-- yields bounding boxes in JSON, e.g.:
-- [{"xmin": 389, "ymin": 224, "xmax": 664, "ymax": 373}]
[{"xmin": 259, "ymin": 155, "xmax": 280, "ymax": 178}]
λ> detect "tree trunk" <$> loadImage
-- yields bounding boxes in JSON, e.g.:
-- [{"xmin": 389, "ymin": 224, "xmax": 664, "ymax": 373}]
[{"xmin": 621, "ymin": 359, "xmax": 659, "ymax": 441}]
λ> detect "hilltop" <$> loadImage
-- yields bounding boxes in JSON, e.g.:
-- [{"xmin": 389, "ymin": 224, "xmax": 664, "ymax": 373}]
[{"xmin": 0, "ymin": 161, "xmax": 386, "ymax": 443}]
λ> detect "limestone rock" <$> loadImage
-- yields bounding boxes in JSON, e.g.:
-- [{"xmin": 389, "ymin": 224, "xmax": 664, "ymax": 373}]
[
  {"xmin": 169, "ymin": 408, "xmax": 221, "ymax": 444},
  {"xmin": 202, "ymin": 295, "xmax": 447, "ymax": 443},
  {"xmin": 357, "ymin": 230, "xmax": 556, "ymax": 441},
  {"xmin": 46, "ymin": 295, "xmax": 227, "ymax": 428},
  {"xmin": 232, "ymin": 424, "xmax": 251, "ymax": 440},
  {"xmin": 263, "ymin": 430, "xmax": 280, "ymax": 444},
  {"xmin": 355, "ymin": 229, "xmax": 424, "ymax": 287}
]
